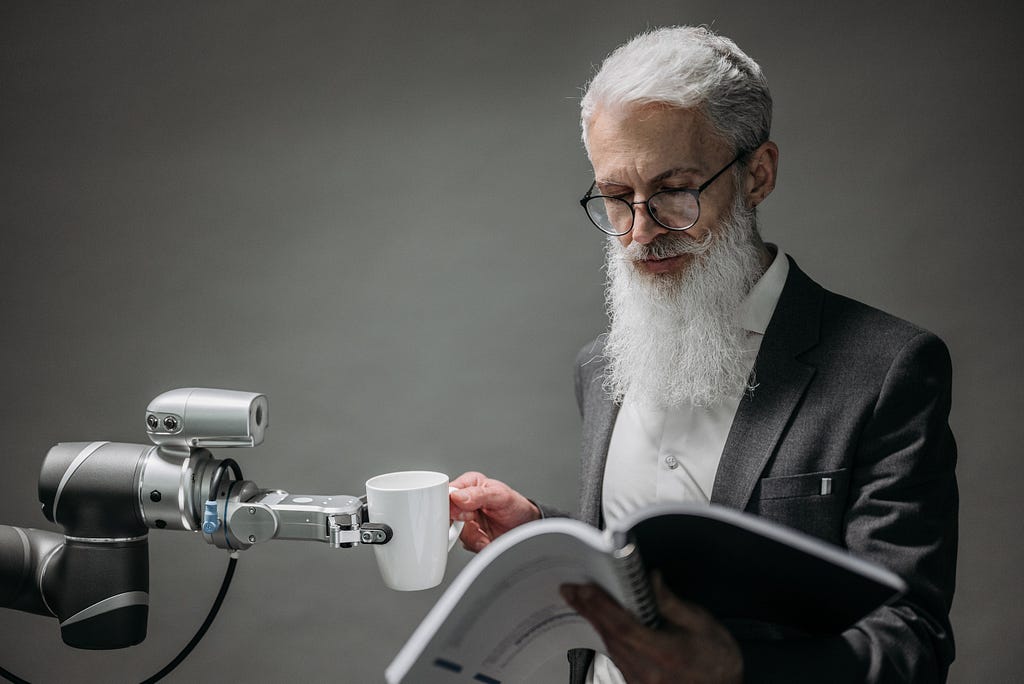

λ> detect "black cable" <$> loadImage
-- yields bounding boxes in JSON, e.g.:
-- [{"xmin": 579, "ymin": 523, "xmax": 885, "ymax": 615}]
[
  {"xmin": 0, "ymin": 666, "xmax": 29, "ymax": 684},
  {"xmin": 1, "ymin": 555, "xmax": 239, "ymax": 684},
  {"xmin": 1, "ymin": 459, "xmax": 245, "ymax": 684},
  {"xmin": 138, "ymin": 457, "xmax": 243, "ymax": 683},
  {"xmin": 207, "ymin": 458, "xmax": 242, "ymax": 502},
  {"xmin": 138, "ymin": 554, "xmax": 238, "ymax": 684},
  {"xmin": 0, "ymin": 556, "xmax": 239, "ymax": 684}
]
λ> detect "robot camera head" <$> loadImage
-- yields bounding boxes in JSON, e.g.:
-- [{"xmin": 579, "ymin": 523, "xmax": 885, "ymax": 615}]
[{"xmin": 145, "ymin": 388, "xmax": 268, "ymax": 449}]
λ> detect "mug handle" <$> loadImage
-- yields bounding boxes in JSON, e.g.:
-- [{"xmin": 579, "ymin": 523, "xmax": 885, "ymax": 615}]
[{"xmin": 448, "ymin": 486, "xmax": 466, "ymax": 551}]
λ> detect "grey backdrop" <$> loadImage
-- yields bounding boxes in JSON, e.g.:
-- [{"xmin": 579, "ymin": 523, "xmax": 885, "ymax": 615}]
[{"xmin": 1, "ymin": 1, "xmax": 1021, "ymax": 682}]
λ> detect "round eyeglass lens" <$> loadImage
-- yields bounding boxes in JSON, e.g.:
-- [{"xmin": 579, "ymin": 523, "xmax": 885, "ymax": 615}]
[
  {"xmin": 648, "ymin": 190, "xmax": 700, "ymax": 229},
  {"xmin": 585, "ymin": 196, "xmax": 633, "ymax": 236}
]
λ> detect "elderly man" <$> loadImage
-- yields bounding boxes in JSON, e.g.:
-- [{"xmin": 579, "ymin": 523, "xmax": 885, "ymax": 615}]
[{"xmin": 449, "ymin": 26, "xmax": 957, "ymax": 683}]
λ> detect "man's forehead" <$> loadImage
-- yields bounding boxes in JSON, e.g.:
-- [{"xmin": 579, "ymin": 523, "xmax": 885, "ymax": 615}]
[{"xmin": 587, "ymin": 103, "xmax": 729, "ymax": 180}]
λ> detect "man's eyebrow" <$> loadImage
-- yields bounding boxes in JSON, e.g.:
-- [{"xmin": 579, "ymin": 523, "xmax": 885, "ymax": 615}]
[
  {"xmin": 651, "ymin": 166, "xmax": 703, "ymax": 182},
  {"xmin": 596, "ymin": 166, "xmax": 703, "ymax": 187}
]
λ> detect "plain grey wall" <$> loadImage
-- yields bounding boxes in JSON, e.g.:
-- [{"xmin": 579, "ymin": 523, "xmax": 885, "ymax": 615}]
[{"xmin": 1, "ymin": 1, "xmax": 1021, "ymax": 681}]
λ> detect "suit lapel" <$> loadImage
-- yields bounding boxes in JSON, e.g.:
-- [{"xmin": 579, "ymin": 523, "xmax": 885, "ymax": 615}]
[
  {"xmin": 711, "ymin": 258, "xmax": 823, "ymax": 510},
  {"xmin": 578, "ymin": 351, "xmax": 619, "ymax": 529}
]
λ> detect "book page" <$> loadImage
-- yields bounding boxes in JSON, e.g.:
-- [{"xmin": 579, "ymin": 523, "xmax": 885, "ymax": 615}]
[
  {"xmin": 390, "ymin": 503, "xmax": 908, "ymax": 683},
  {"xmin": 386, "ymin": 518, "xmax": 627, "ymax": 684}
]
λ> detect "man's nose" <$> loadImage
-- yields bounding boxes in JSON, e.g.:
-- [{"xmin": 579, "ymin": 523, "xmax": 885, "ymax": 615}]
[{"xmin": 630, "ymin": 201, "xmax": 668, "ymax": 245}]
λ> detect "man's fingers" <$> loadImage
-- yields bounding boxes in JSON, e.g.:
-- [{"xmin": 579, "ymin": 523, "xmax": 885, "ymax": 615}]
[
  {"xmin": 562, "ymin": 583, "xmax": 659, "ymax": 675},
  {"xmin": 449, "ymin": 471, "xmax": 489, "ymax": 490},
  {"xmin": 449, "ymin": 500, "xmax": 478, "ymax": 521},
  {"xmin": 561, "ymin": 583, "xmax": 645, "ymax": 642},
  {"xmin": 449, "ymin": 471, "xmax": 504, "ymax": 512},
  {"xmin": 450, "ymin": 481, "xmax": 513, "ymax": 512},
  {"xmin": 562, "ymin": 577, "xmax": 743, "ymax": 683},
  {"xmin": 651, "ymin": 571, "xmax": 714, "ymax": 631},
  {"xmin": 457, "ymin": 520, "xmax": 490, "ymax": 552},
  {"xmin": 449, "ymin": 473, "xmax": 492, "ymax": 519}
]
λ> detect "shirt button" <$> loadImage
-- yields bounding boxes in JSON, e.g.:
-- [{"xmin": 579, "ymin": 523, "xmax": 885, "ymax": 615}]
[{"xmin": 664, "ymin": 455, "xmax": 679, "ymax": 469}]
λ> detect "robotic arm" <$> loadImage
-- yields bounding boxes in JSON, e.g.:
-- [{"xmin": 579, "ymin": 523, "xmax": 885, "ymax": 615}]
[{"xmin": 0, "ymin": 388, "xmax": 391, "ymax": 651}]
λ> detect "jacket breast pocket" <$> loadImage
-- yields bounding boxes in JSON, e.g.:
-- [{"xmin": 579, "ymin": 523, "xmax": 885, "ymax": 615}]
[{"xmin": 748, "ymin": 468, "xmax": 850, "ymax": 544}]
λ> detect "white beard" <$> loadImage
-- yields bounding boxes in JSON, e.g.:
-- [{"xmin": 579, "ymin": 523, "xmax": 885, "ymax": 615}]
[{"xmin": 603, "ymin": 194, "xmax": 765, "ymax": 408}]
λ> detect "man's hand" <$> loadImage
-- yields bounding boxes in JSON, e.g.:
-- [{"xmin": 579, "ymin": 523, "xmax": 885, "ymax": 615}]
[
  {"xmin": 560, "ymin": 573, "xmax": 742, "ymax": 684},
  {"xmin": 448, "ymin": 471, "xmax": 540, "ymax": 552}
]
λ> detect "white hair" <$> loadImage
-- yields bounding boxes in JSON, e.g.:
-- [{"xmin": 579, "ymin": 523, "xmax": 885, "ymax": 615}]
[{"xmin": 581, "ymin": 26, "xmax": 772, "ymax": 156}]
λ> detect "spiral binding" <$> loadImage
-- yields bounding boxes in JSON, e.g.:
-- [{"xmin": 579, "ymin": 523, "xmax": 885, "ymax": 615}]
[{"xmin": 613, "ymin": 541, "xmax": 661, "ymax": 628}]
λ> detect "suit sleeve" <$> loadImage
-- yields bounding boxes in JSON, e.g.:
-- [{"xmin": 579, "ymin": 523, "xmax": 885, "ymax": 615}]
[
  {"xmin": 528, "ymin": 345, "xmax": 599, "ymax": 522},
  {"xmin": 742, "ymin": 331, "xmax": 958, "ymax": 682}
]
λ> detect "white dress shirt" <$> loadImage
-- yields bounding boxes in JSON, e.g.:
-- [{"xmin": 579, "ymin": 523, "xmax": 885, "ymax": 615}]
[{"xmin": 589, "ymin": 247, "xmax": 789, "ymax": 684}]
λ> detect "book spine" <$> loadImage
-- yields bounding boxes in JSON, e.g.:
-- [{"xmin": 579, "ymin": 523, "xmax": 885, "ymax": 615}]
[{"xmin": 613, "ymin": 542, "xmax": 660, "ymax": 628}]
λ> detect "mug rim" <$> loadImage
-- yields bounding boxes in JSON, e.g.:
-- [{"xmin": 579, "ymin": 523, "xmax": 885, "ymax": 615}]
[{"xmin": 365, "ymin": 470, "xmax": 448, "ymax": 491}]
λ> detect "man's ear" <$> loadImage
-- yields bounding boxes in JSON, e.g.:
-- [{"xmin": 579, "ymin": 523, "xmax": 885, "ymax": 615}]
[{"xmin": 744, "ymin": 141, "xmax": 779, "ymax": 209}]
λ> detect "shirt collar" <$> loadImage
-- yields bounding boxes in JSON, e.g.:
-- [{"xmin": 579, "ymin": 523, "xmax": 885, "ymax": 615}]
[{"xmin": 738, "ymin": 244, "xmax": 789, "ymax": 335}]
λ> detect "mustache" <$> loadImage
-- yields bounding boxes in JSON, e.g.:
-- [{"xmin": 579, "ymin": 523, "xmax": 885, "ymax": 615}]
[{"xmin": 617, "ymin": 230, "xmax": 714, "ymax": 262}]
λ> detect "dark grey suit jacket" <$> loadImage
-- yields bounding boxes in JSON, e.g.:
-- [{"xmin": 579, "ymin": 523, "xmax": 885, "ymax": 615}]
[{"xmin": 540, "ymin": 257, "xmax": 958, "ymax": 683}]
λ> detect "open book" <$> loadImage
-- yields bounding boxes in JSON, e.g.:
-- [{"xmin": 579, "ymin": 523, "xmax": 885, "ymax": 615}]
[{"xmin": 385, "ymin": 503, "xmax": 906, "ymax": 684}]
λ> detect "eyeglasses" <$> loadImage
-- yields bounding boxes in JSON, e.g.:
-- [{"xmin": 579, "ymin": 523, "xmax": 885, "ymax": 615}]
[{"xmin": 579, "ymin": 153, "xmax": 743, "ymax": 236}]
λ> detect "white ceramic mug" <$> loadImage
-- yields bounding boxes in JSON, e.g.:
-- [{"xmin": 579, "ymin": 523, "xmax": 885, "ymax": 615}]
[{"xmin": 365, "ymin": 471, "xmax": 464, "ymax": 591}]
